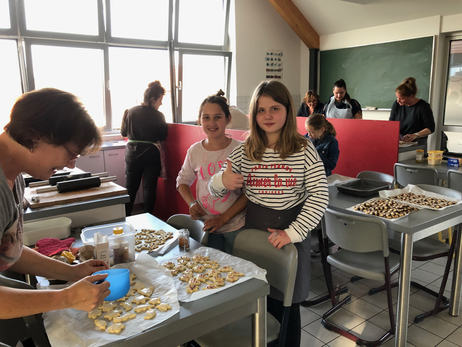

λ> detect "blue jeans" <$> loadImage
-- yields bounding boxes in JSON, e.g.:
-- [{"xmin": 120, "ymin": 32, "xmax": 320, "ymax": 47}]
[{"xmin": 206, "ymin": 227, "xmax": 244, "ymax": 254}]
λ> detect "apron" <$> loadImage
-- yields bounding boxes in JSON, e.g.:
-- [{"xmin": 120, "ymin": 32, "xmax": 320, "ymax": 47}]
[
  {"xmin": 128, "ymin": 139, "xmax": 167, "ymax": 179},
  {"xmin": 245, "ymin": 200, "xmax": 311, "ymax": 303},
  {"xmin": 326, "ymin": 96, "xmax": 354, "ymax": 119}
]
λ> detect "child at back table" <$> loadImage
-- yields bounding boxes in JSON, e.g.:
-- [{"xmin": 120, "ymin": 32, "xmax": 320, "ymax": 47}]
[
  {"xmin": 176, "ymin": 90, "xmax": 246, "ymax": 253},
  {"xmin": 208, "ymin": 80, "xmax": 328, "ymax": 347}
]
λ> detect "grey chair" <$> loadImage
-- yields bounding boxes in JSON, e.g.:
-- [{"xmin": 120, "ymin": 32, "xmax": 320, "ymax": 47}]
[
  {"xmin": 394, "ymin": 163, "xmax": 438, "ymax": 188},
  {"xmin": 0, "ymin": 272, "xmax": 51, "ymax": 347},
  {"xmin": 448, "ymin": 169, "xmax": 462, "ymax": 192},
  {"xmin": 356, "ymin": 170, "xmax": 394, "ymax": 185},
  {"xmin": 193, "ymin": 228, "xmax": 298, "ymax": 347},
  {"xmin": 166, "ymin": 214, "xmax": 208, "ymax": 245},
  {"xmin": 374, "ymin": 183, "xmax": 462, "ymax": 323},
  {"xmin": 321, "ymin": 208, "xmax": 400, "ymax": 346}
]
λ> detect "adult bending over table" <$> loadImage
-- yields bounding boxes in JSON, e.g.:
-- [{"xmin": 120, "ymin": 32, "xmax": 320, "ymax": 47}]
[
  {"xmin": 389, "ymin": 77, "xmax": 435, "ymax": 151},
  {"xmin": 323, "ymin": 79, "xmax": 362, "ymax": 119},
  {"xmin": 0, "ymin": 89, "xmax": 110, "ymax": 345}
]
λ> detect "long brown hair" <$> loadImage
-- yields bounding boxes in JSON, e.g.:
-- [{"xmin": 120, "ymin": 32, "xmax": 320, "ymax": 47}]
[
  {"xmin": 395, "ymin": 77, "xmax": 417, "ymax": 97},
  {"xmin": 306, "ymin": 113, "xmax": 337, "ymax": 137},
  {"xmin": 245, "ymin": 80, "xmax": 307, "ymax": 161}
]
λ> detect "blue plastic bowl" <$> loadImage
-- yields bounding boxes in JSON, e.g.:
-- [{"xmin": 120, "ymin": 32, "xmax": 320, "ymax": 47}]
[{"xmin": 93, "ymin": 268, "xmax": 130, "ymax": 301}]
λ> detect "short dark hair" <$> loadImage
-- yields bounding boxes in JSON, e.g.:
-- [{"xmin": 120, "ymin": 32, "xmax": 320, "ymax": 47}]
[
  {"xmin": 4, "ymin": 88, "xmax": 102, "ymax": 154},
  {"xmin": 197, "ymin": 89, "xmax": 231, "ymax": 124},
  {"xmin": 142, "ymin": 81, "xmax": 166, "ymax": 106}
]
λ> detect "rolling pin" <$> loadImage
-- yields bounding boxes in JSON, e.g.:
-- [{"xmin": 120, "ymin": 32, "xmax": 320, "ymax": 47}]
[
  {"xmin": 35, "ymin": 176, "xmax": 117, "ymax": 194},
  {"xmin": 29, "ymin": 172, "xmax": 108, "ymax": 188}
]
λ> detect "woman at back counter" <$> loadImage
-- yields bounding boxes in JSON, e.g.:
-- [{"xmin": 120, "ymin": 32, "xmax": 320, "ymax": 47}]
[
  {"xmin": 323, "ymin": 79, "xmax": 362, "ymax": 119},
  {"xmin": 389, "ymin": 77, "xmax": 435, "ymax": 151}
]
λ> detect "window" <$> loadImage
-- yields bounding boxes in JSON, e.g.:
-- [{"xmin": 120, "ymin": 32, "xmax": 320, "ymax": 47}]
[
  {"xmin": 1, "ymin": 0, "xmax": 231, "ymax": 132},
  {"xmin": 443, "ymin": 39, "xmax": 462, "ymax": 126},
  {"xmin": 23, "ymin": 0, "xmax": 99, "ymax": 36},
  {"xmin": 29, "ymin": 43, "xmax": 106, "ymax": 127},
  {"xmin": 0, "ymin": 39, "xmax": 22, "ymax": 128},
  {"xmin": 109, "ymin": 47, "xmax": 172, "ymax": 126}
]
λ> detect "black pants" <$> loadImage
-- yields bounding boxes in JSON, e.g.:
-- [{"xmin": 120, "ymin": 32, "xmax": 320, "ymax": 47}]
[
  {"xmin": 125, "ymin": 162, "xmax": 161, "ymax": 216},
  {"xmin": 267, "ymin": 296, "xmax": 301, "ymax": 347}
]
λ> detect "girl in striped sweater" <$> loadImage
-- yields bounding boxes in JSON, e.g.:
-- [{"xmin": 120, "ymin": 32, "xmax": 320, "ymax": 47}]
[{"xmin": 209, "ymin": 80, "xmax": 329, "ymax": 347}]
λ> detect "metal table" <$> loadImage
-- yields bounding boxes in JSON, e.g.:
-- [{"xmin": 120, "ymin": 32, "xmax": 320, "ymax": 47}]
[
  {"xmin": 327, "ymin": 186, "xmax": 462, "ymax": 347},
  {"xmin": 400, "ymin": 158, "xmax": 461, "ymax": 181},
  {"xmin": 104, "ymin": 213, "xmax": 269, "ymax": 347}
]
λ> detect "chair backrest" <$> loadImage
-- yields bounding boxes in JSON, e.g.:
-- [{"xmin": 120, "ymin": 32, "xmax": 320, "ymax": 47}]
[
  {"xmin": 166, "ymin": 214, "xmax": 207, "ymax": 245},
  {"xmin": 232, "ymin": 229, "xmax": 298, "ymax": 308},
  {"xmin": 356, "ymin": 171, "xmax": 394, "ymax": 185},
  {"xmin": 448, "ymin": 170, "xmax": 462, "ymax": 193},
  {"xmin": 394, "ymin": 163, "xmax": 438, "ymax": 188},
  {"xmin": 415, "ymin": 184, "xmax": 462, "ymax": 200},
  {"xmin": 322, "ymin": 208, "xmax": 390, "ymax": 257}
]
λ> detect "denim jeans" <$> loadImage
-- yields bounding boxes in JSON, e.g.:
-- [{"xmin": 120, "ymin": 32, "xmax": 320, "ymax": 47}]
[{"xmin": 206, "ymin": 227, "xmax": 244, "ymax": 254}]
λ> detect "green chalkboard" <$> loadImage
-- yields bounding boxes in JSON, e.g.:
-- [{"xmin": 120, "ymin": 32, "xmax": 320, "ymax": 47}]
[{"xmin": 319, "ymin": 37, "xmax": 433, "ymax": 109}]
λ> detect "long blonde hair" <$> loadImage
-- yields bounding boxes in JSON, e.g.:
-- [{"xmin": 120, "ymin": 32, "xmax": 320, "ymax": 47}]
[{"xmin": 245, "ymin": 80, "xmax": 307, "ymax": 161}]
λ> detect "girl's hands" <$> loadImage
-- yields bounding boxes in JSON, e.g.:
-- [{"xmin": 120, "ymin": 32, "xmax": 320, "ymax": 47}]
[
  {"xmin": 190, "ymin": 202, "xmax": 206, "ymax": 220},
  {"xmin": 222, "ymin": 159, "xmax": 244, "ymax": 190},
  {"xmin": 267, "ymin": 228, "xmax": 291, "ymax": 249},
  {"xmin": 64, "ymin": 273, "xmax": 110, "ymax": 311},
  {"xmin": 203, "ymin": 215, "xmax": 226, "ymax": 233}
]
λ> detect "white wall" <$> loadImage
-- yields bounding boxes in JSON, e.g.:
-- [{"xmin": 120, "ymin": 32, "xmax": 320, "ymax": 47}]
[{"xmin": 234, "ymin": 0, "xmax": 305, "ymax": 113}]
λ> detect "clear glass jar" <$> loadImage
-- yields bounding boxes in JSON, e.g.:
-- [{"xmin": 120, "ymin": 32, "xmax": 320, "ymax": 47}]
[{"xmin": 178, "ymin": 229, "xmax": 190, "ymax": 251}]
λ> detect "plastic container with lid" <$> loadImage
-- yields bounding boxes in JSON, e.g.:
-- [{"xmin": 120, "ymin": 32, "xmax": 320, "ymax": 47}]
[
  {"xmin": 427, "ymin": 150, "xmax": 443, "ymax": 165},
  {"xmin": 81, "ymin": 222, "xmax": 135, "ymax": 263}
]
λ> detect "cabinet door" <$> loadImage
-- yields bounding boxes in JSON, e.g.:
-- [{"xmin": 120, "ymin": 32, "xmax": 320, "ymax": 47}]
[
  {"xmin": 75, "ymin": 151, "xmax": 105, "ymax": 174},
  {"xmin": 104, "ymin": 149, "xmax": 126, "ymax": 187}
]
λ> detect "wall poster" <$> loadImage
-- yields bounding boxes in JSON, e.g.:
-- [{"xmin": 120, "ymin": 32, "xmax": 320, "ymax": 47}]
[{"xmin": 265, "ymin": 50, "xmax": 283, "ymax": 79}]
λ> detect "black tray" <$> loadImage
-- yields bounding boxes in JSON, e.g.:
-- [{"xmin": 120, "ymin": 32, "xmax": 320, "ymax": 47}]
[{"xmin": 335, "ymin": 178, "xmax": 391, "ymax": 197}]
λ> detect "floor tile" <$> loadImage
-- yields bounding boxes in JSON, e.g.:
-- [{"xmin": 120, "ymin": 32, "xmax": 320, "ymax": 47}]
[
  {"xmin": 409, "ymin": 292, "xmax": 439, "ymax": 312},
  {"xmin": 361, "ymin": 291, "xmax": 395, "ymax": 310},
  {"xmin": 300, "ymin": 329, "xmax": 325, "ymax": 347},
  {"xmin": 301, "ymin": 306, "xmax": 321, "ymax": 327},
  {"xmin": 436, "ymin": 340, "xmax": 459, "ymax": 347},
  {"xmin": 406, "ymin": 324, "xmax": 443, "ymax": 347},
  {"xmin": 344, "ymin": 298, "xmax": 383, "ymax": 320},
  {"xmin": 419, "ymin": 261, "xmax": 447, "ymax": 276},
  {"xmin": 306, "ymin": 299, "xmax": 336, "ymax": 317},
  {"xmin": 327, "ymin": 335, "xmax": 359, "ymax": 347},
  {"xmin": 344, "ymin": 281, "xmax": 375, "ymax": 298},
  {"xmin": 446, "ymin": 326, "xmax": 462, "ymax": 345},
  {"xmin": 311, "ymin": 262, "xmax": 326, "ymax": 278},
  {"xmin": 390, "ymin": 302, "xmax": 425, "ymax": 324},
  {"xmin": 437, "ymin": 309, "xmax": 462, "ymax": 326},
  {"xmin": 310, "ymin": 278, "xmax": 330, "ymax": 295},
  {"xmin": 303, "ymin": 318, "xmax": 340, "ymax": 344},
  {"xmin": 415, "ymin": 315, "xmax": 458, "ymax": 338},
  {"xmin": 381, "ymin": 337, "xmax": 416, "ymax": 347},
  {"xmin": 326, "ymin": 307, "xmax": 365, "ymax": 330},
  {"xmin": 411, "ymin": 268, "xmax": 441, "ymax": 284},
  {"xmin": 349, "ymin": 320, "xmax": 387, "ymax": 341}
]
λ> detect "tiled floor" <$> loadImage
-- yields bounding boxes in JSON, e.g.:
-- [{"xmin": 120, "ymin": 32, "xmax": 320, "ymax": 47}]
[{"xmin": 301, "ymin": 254, "xmax": 462, "ymax": 347}]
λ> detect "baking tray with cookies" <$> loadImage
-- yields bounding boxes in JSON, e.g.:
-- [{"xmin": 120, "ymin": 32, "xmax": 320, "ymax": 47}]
[
  {"xmin": 348, "ymin": 197, "xmax": 420, "ymax": 221},
  {"xmin": 379, "ymin": 184, "xmax": 462, "ymax": 211}
]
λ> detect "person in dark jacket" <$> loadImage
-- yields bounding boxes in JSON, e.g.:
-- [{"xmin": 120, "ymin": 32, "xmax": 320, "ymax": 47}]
[
  {"xmin": 121, "ymin": 81, "xmax": 168, "ymax": 215},
  {"xmin": 304, "ymin": 113, "xmax": 339, "ymax": 176},
  {"xmin": 296, "ymin": 90, "xmax": 324, "ymax": 117}
]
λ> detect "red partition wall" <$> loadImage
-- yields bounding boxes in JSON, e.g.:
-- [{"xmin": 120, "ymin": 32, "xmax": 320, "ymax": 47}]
[
  {"xmin": 296, "ymin": 118, "xmax": 400, "ymax": 178},
  {"xmin": 153, "ymin": 124, "xmax": 248, "ymax": 221},
  {"xmin": 152, "ymin": 120, "xmax": 399, "ymax": 221}
]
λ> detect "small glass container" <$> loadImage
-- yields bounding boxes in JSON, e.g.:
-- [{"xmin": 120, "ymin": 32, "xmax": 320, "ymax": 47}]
[
  {"xmin": 178, "ymin": 229, "xmax": 190, "ymax": 251},
  {"xmin": 415, "ymin": 149, "xmax": 424, "ymax": 163},
  {"xmin": 121, "ymin": 241, "xmax": 130, "ymax": 262},
  {"xmin": 112, "ymin": 243, "xmax": 124, "ymax": 265}
]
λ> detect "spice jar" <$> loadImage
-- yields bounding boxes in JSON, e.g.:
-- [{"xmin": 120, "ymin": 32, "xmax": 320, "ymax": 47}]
[
  {"xmin": 178, "ymin": 229, "xmax": 190, "ymax": 251},
  {"xmin": 415, "ymin": 149, "xmax": 424, "ymax": 163}
]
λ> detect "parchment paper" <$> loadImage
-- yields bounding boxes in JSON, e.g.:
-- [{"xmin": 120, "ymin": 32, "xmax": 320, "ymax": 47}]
[
  {"xmin": 43, "ymin": 253, "xmax": 179, "ymax": 347},
  {"xmin": 160, "ymin": 247, "xmax": 267, "ymax": 302},
  {"xmin": 347, "ymin": 197, "xmax": 419, "ymax": 221},
  {"xmin": 379, "ymin": 184, "xmax": 462, "ymax": 210}
]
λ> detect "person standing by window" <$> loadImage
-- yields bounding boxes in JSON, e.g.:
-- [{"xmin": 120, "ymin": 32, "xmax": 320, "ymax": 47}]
[{"xmin": 121, "ymin": 81, "xmax": 168, "ymax": 215}]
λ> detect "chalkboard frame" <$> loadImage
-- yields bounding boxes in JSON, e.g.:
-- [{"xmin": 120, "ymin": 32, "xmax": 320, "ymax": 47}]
[{"xmin": 319, "ymin": 36, "xmax": 434, "ymax": 110}]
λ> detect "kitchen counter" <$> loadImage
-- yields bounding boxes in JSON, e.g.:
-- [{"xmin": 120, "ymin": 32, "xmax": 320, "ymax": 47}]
[{"xmin": 102, "ymin": 140, "xmax": 127, "ymax": 150}]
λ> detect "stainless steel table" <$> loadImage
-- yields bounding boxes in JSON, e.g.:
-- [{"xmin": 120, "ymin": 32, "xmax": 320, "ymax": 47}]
[
  {"xmin": 400, "ymin": 158, "xmax": 461, "ymax": 181},
  {"xmin": 104, "ymin": 213, "xmax": 269, "ymax": 347},
  {"xmin": 327, "ymin": 186, "xmax": 462, "ymax": 347}
]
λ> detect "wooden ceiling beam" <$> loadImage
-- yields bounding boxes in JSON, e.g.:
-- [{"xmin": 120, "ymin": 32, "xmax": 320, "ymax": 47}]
[{"xmin": 268, "ymin": 0, "xmax": 320, "ymax": 49}]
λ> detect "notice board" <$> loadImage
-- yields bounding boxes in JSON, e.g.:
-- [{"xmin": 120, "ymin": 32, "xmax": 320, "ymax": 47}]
[{"xmin": 319, "ymin": 36, "xmax": 434, "ymax": 109}]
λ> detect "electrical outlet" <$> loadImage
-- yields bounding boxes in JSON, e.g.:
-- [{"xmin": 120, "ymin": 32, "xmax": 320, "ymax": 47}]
[{"xmin": 458, "ymin": 140, "xmax": 462, "ymax": 145}]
